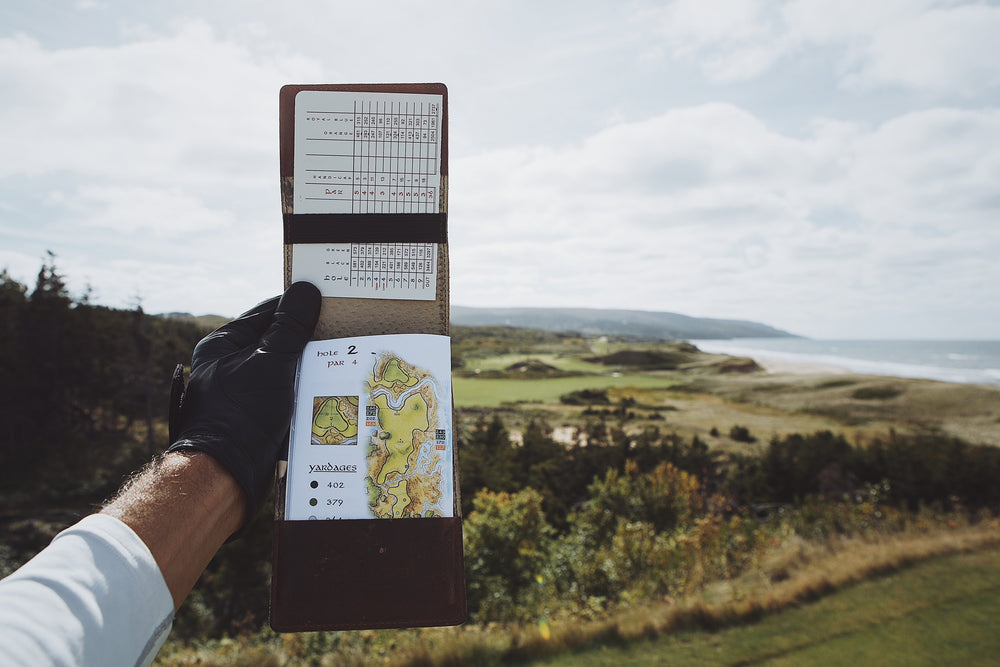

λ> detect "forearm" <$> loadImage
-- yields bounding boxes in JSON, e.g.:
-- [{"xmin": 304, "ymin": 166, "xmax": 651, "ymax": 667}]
[{"xmin": 102, "ymin": 451, "xmax": 246, "ymax": 611}]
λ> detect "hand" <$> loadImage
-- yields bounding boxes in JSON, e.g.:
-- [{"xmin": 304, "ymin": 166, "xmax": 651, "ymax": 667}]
[{"xmin": 166, "ymin": 282, "xmax": 321, "ymax": 526}]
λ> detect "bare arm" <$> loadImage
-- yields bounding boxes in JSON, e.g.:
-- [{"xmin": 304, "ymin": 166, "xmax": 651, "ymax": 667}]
[
  {"xmin": 102, "ymin": 451, "xmax": 246, "ymax": 611},
  {"xmin": 104, "ymin": 282, "xmax": 320, "ymax": 611}
]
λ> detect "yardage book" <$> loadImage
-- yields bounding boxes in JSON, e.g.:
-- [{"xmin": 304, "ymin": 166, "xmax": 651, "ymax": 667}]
[
  {"xmin": 283, "ymin": 334, "xmax": 454, "ymax": 523},
  {"xmin": 270, "ymin": 83, "xmax": 466, "ymax": 632}
]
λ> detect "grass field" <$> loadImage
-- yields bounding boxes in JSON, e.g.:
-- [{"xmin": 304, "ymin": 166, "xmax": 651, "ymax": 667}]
[
  {"xmin": 451, "ymin": 338, "xmax": 1000, "ymax": 446},
  {"xmin": 452, "ymin": 374, "xmax": 678, "ymax": 407},
  {"xmin": 531, "ymin": 548, "xmax": 1000, "ymax": 666},
  {"xmin": 460, "ymin": 353, "xmax": 608, "ymax": 374},
  {"xmin": 669, "ymin": 371, "xmax": 1000, "ymax": 447},
  {"xmin": 151, "ymin": 333, "xmax": 1000, "ymax": 666},
  {"xmin": 153, "ymin": 526, "xmax": 1000, "ymax": 666}
]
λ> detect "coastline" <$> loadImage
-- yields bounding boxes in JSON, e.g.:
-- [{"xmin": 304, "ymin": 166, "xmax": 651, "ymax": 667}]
[
  {"xmin": 750, "ymin": 355, "xmax": 852, "ymax": 376},
  {"xmin": 692, "ymin": 339, "xmax": 1000, "ymax": 388},
  {"xmin": 675, "ymin": 350, "xmax": 1000, "ymax": 448}
]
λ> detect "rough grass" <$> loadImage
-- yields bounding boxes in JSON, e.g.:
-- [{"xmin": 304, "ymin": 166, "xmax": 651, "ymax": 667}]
[
  {"xmin": 535, "ymin": 545, "xmax": 1000, "ymax": 666},
  {"xmin": 452, "ymin": 375, "xmax": 677, "ymax": 408},
  {"xmin": 851, "ymin": 385, "xmax": 904, "ymax": 400},
  {"xmin": 155, "ymin": 339, "xmax": 1000, "ymax": 665},
  {"xmin": 662, "ymin": 372, "xmax": 1000, "ymax": 446},
  {"xmin": 482, "ymin": 523, "xmax": 1000, "ymax": 666},
  {"xmin": 155, "ymin": 521, "xmax": 1000, "ymax": 667},
  {"xmin": 452, "ymin": 340, "xmax": 1000, "ymax": 445},
  {"xmin": 461, "ymin": 353, "xmax": 608, "ymax": 375}
]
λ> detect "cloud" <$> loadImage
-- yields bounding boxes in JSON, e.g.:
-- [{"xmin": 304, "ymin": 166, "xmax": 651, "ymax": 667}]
[
  {"xmin": 2, "ymin": 3, "xmax": 997, "ymax": 337},
  {"xmin": 0, "ymin": 20, "xmax": 323, "ymax": 312},
  {"xmin": 454, "ymin": 103, "xmax": 819, "ymax": 240},
  {"xmin": 648, "ymin": 0, "xmax": 1000, "ymax": 95},
  {"xmin": 67, "ymin": 185, "xmax": 235, "ymax": 236},
  {"xmin": 0, "ymin": 21, "xmax": 322, "ymax": 184},
  {"xmin": 451, "ymin": 101, "xmax": 1000, "ymax": 337},
  {"xmin": 650, "ymin": 0, "xmax": 789, "ymax": 81},
  {"xmin": 847, "ymin": 108, "xmax": 1000, "ymax": 226},
  {"xmin": 787, "ymin": 0, "xmax": 1000, "ymax": 94}
]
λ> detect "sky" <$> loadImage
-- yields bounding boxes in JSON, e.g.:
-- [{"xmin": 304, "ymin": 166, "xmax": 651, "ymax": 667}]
[{"xmin": 1, "ymin": 0, "xmax": 999, "ymax": 339}]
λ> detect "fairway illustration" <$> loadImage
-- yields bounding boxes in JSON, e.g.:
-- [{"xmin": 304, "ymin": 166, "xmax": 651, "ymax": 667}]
[{"xmin": 311, "ymin": 395, "xmax": 359, "ymax": 445}]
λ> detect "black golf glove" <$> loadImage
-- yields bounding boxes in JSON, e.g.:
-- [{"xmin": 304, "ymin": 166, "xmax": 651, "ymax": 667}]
[{"xmin": 166, "ymin": 281, "xmax": 321, "ymax": 526}]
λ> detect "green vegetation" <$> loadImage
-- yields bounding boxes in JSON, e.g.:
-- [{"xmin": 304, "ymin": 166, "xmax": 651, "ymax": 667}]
[
  {"xmin": 0, "ymin": 256, "xmax": 206, "ymax": 505},
  {"xmin": 451, "ymin": 325, "xmax": 589, "ymax": 370},
  {"xmin": 456, "ymin": 420, "xmax": 1000, "ymax": 625},
  {"xmin": 463, "ymin": 352, "xmax": 604, "ymax": 375},
  {"xmin": 453, "ymin": 375, "xmax": 677, "ymax": 407},
  {"xmin": 152, "ymin": 522, "xmax": 1000, "ymax": 666},
  {"xmin": 728, "ymin": 424, "xmax": 756, "ymax": 443},
  {"xmin": 851, "ymin": 384, "xmax": 904, "ymax": 400},
  {"xmin": 5, "ymin": 258, "xmax": 1000, "ymax": 665},
  {"xmin": 585, "ymin": 348, "xmax": 695, "ymax": 369},
  {"xmin": 533, "ymin": 547, "xmax": 1000, "ymax": 666},
  {"xmin": 559, "ymin": 388, "xmax": 612, "ymax": 405}
]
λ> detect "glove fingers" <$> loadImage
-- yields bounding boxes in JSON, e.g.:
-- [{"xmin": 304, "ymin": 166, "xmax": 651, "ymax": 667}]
[
  {"xmin": 259, "ymin": 282, "xmax": 322, "ymax": 355},
  {"xmin": 193, "ymin": 296, "xmax": 281, "ymax": 363}
]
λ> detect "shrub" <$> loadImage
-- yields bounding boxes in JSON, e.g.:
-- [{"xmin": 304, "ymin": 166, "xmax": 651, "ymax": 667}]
[
  {"xmin": 463, "ymin": 488, "xmax": 554, "ymax": 621},
  {"xmin": 577, "ymin": 461, "xmax": 704, "ymax": 541},
  {"xmin": 560, "ymin": 388, "xmax": 611, "ymax": 405},
  {"xmin": 547, "ymin": 462, "xmax": 708, "ymax": 604},
  {"xmin": 851, "ymin": 385, "xmax": 903, "ymax": 400},
  {"xmin": 729, "ymin": 425, "xmax": 756, "ymax": 443}
]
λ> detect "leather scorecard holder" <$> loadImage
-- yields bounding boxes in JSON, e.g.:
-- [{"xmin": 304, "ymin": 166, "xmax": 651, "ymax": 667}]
[{"xmin": 270, "ymin": 83, "xmax": 466, "ymax": 632}]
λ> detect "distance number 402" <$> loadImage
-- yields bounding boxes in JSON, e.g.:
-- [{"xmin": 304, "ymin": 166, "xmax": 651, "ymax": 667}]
[{"xmin": 328, "ymin": 482, "xmax": 344, "ymax": 489}]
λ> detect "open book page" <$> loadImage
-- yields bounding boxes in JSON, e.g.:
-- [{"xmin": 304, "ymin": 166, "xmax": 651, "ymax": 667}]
[
  {"xmin": 292, "ymin": 90, "xmax": 442, "ymax": 215},
  {"xmin": 289, "ymin": 89, "xmax": 444, "ymax": 301},
  {"xmin": 284, "ymin": 334, "xmax": 454, "ymax": 521}
]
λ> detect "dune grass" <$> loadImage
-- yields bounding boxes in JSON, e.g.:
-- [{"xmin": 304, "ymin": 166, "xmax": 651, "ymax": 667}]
[
  {"xmin": 452, "ymin": 374, "xmax": 677, "ymax": 408},
  {"xmin": 155, "ymin": 521, "xmax": 1000, "ymax": 667},
  {"xmin": 154, "ymin": 338, "xmax": 1000, "ymax": 665},
  {"xmin": 460, "ymin": 353, "xmax": 608, "ymax": 374},
  {"xmin": 533, "ymin": 538, "xmax": 1000, "ymax": 666}
]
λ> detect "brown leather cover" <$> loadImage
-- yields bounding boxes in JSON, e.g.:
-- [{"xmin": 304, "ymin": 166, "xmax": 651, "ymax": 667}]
[
  {"xmin": 270, "ymin": 518, "xmax": 466, "ymax": 631},
  {"xmin": 270, "ymin": 83, "xmax": 465, "ymax": 631},
  {"xmin": 279, "ymin": 82, "xmax": 450, "ymax": 341}
]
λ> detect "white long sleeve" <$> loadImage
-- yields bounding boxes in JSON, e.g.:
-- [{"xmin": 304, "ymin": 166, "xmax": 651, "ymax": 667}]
[{"xmin": 0, "ymin": 514, "xmax": 174, "ymax": 667}]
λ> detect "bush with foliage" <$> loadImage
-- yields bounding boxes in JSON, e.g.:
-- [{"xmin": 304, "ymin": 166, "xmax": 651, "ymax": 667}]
[
  {"xmin": 7, "ymin": 264, "xmax": 1000, "ymax": 639},
  {"xmin": 463, "ymin": 488, "xmax": 553, "ymax": 621}
]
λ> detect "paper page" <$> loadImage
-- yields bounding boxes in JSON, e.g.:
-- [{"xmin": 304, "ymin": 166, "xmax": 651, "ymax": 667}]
[
  {"xmin": 290, "ymin": 242, "xmax": 437, "ymax": 300},
  {"xmin": 284, "ymin": 335, "xmax": 454, "ymax": 521},
  {"xmin": 293, "ymin": 90, "xmax": 442, "ymax": 215},
  {"xmin": 291, "ymin": 89, "xmax": 444, "ymax": 300}
]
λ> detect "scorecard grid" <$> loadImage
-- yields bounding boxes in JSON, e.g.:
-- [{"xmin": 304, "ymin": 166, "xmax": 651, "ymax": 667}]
[{"xmin": 301, "ymin": 99, "xmax": 441, "ymax": 214}]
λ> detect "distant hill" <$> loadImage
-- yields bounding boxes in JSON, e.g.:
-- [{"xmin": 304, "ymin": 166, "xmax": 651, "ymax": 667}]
[
  {"xmin": 159, "ymin": 312, "xmax": 229, "ymax": 331},
  {"xmin": 450, "ymin": 306, "xmax": 796, "ymax": 341},
  {"xmin": 157, "ymin": 307, "xmax": 796, "ymax": 341}
]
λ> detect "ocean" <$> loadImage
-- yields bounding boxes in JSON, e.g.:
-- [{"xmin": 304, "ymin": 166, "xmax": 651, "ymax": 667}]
[{"xmin": 689, "ymin": 339, "xmax": 1000, "ymax": 388}]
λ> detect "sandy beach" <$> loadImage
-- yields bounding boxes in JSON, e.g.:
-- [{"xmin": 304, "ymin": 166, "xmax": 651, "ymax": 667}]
[
  {"xmin": 672, "ymin": 352, "xmax": 1000, "ymax": 448},
  {"xmin": 753, "ymin": 356, "xmax": 851, "ymax": 376}
]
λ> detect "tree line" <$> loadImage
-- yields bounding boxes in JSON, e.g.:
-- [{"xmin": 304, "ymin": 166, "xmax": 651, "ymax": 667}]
[
  {"xmin": 3, "ymin": 258, "xmax": 999, "ymax": 636},
  {"xmin": 0, "ymin": 257, "xmax": 206, "ymax": 505},
  {"xmin": 459, "ymin": 414, "xmax": 1000, "ymax": 621}
]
